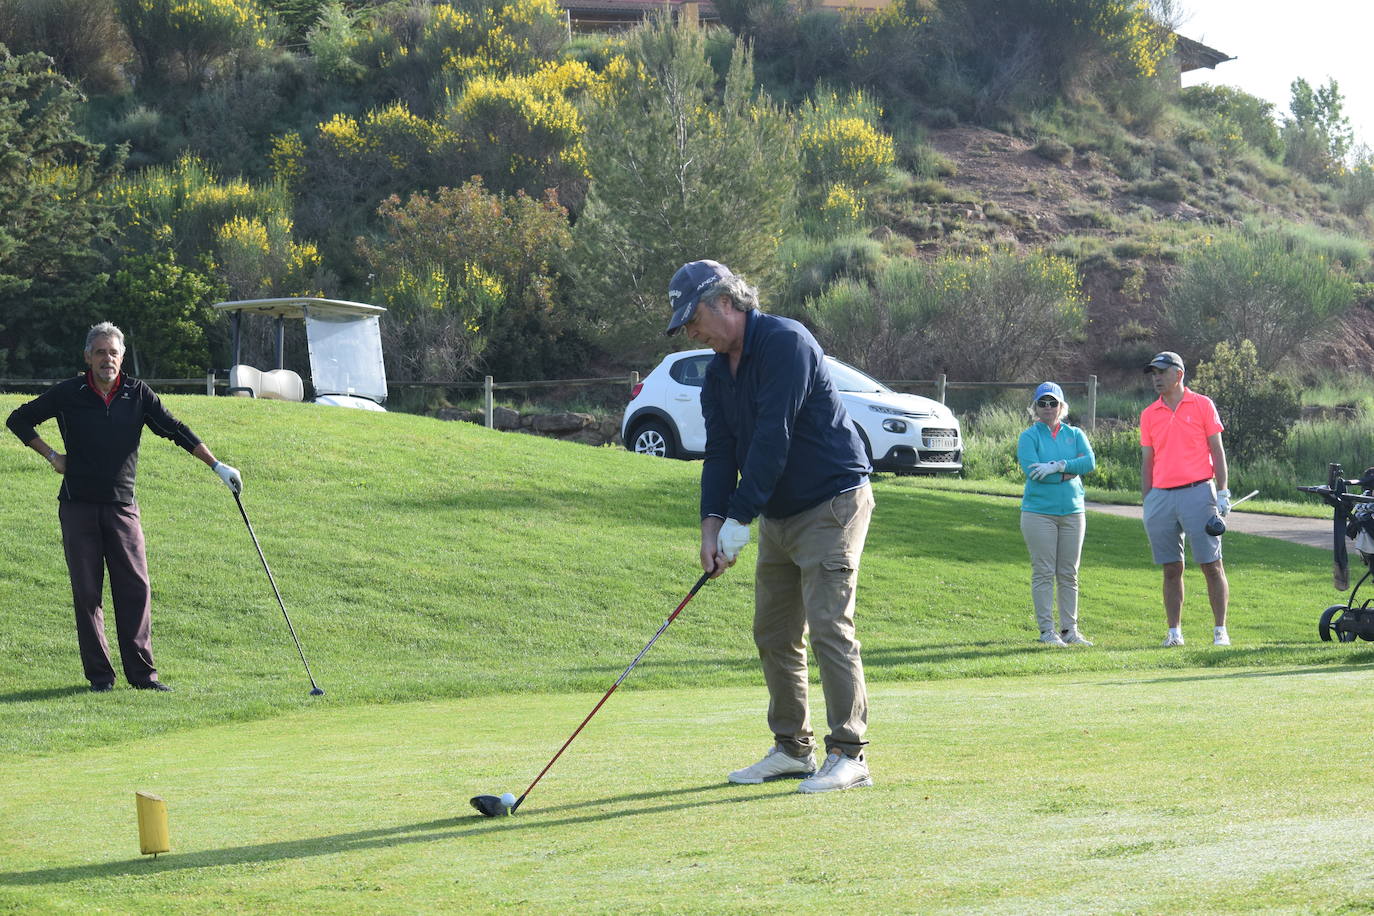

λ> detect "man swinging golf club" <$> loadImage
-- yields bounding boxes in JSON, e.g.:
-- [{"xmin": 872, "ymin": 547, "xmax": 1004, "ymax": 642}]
[
  {"xmin": 6, "ymin": 321, "xmax": 242, "ymax": 692},
  {"xmin": 668, "ymin": 259, "xmax": 876, "ymax": 793}
]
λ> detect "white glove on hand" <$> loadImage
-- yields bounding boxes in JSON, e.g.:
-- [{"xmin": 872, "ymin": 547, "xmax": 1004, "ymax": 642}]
[
  {"xmin": 1216, "ymin": 487, "xmax": 1231, "ymax": 517},
  {"xmin": 1028, "ymin": 460, "xmax": 1066, "ymax": 481},
  {"xmin": 717, "ymin": 518, "xmax": 751, "ymax": 562},
  {"xmin": 213, "ymin": 461, "xmax": 242, "ymax": 494}
]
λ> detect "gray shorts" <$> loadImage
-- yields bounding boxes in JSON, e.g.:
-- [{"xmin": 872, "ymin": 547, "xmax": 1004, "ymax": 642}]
[{"xmin": 1142, "ymin": 481, "xmax": 1222, "ymax": 565}]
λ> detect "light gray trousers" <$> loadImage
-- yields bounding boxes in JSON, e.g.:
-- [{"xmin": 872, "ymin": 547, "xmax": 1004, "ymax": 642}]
[{"xmin": 1019, "ymin": 511, "xmax": 1086, "ymax": 636}]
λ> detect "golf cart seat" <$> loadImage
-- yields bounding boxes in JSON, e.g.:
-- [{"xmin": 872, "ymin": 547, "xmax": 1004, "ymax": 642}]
[{"xmin": 229, "ymin": 364, "xmax": 304, "ymax": 402}]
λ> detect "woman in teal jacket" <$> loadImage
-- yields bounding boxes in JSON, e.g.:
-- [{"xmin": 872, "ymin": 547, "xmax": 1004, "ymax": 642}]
[{"xmin": 1017, "ymin": 382, "xmax": 1097, "ymax": 646}]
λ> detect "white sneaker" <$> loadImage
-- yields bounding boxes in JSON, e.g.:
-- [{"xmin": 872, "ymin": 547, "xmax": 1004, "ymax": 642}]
[
  {"xmin": 1040, "ymin": 631, "xmax": 1068, "ymax": 647},
  {"xmin": 1213, "ymin": 628, "xmax": 1231, "ymax": 646},
  {"xmin": 1162, "ymin": 632, "xmax": 1185, "ymax": 647},
  {"xmin": 797, "ymin": 751, "xmax": 872, "ymax": 794},
  {"xmin": 728, "ymin": 746, "xmax": 816, "ymax": 784},
  {"xmin": 1061, "ymin": 629, "xmax": 1093, "ymax": 646}
]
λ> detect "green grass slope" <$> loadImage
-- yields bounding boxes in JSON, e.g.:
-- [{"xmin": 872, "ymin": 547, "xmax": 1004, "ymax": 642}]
[{"xmin": 2, "ymin": 395, "xmax": 1369, "ymax": 758}]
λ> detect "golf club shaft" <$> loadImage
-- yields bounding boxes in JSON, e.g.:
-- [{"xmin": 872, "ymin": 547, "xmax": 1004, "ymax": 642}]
[
  {"xmin": 1229, "ymin": 489, "xmax": 1259, "ymax": 509},
  {"xmin": 515, "ymin": 570, "xmax": 712, "ymax": 810},
  {"xmin": 234, "ymin": 490, "xmax": 322, "ymax": 692}
]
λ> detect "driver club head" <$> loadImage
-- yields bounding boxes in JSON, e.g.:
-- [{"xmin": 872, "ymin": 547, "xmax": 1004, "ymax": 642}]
[
  {"xmin": 470, "ymin": 794, "xmax": 514, "ymax": 817},
  {"xmin": 310, "ymin": 687, "xmax": 325, "ymax": 696},
  {"xmin": 1205, "ymin": 514, "xmax": 1226, "ymax": 536}
]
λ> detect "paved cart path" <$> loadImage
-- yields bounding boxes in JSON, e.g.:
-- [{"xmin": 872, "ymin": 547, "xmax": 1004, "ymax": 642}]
[{"xmin": 1085, "ymin": 502, "xmax": 1333, "ymax": 550}]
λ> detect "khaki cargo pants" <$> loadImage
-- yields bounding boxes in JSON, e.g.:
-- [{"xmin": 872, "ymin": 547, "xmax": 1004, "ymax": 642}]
[{"xmin": 754, "ymin": 483, "xmax": 874, "ymax": 758}]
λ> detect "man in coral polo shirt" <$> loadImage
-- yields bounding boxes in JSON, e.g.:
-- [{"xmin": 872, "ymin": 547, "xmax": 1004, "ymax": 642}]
[{"xmin": 1139, "ymin": 351, "xmax": 1232, "ymax": 648}]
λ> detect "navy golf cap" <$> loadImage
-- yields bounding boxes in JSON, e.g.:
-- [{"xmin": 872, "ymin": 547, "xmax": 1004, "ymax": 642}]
[
  {"xmin": 1144, "ymin": 351, "xmax": 1185, "ymax": 372},
  {"xmin": 666, "ymin": 259, "xmax": 734, "ymax": 335},
  {"xmin": 1033, "ymin": 381, "xmax": 1065, "ymax": 403}
]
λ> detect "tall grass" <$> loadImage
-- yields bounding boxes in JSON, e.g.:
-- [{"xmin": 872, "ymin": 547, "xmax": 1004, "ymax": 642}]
[{"xmin": 958, "ymin": 392, "xmax": 1374, "ymax": 502}]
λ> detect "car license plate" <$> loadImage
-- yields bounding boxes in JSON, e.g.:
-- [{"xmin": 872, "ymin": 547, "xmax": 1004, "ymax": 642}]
[{"xmin": 924, "ymin": 437, "xmax": 957, "ymax": 449}]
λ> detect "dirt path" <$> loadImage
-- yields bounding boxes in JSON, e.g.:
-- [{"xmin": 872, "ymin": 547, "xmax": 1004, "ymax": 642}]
[{"xmin": 1085, "ymin": 502, "xmax": 1333, "ymax": 550}]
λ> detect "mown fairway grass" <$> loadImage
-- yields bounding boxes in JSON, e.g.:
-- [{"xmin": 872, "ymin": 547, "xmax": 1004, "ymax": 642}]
[{"xmin": 2, "ymin": 394, "xmax": 1371, "ymax": 912}]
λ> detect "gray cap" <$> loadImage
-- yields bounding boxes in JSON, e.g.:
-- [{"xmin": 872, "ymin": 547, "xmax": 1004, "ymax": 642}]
[{"xmin": 1144, "ymin": 351, "xmax": 1184, "ymax": 372}]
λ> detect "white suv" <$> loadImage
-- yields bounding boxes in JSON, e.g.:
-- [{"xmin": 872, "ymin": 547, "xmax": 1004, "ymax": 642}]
[{"xmin": 621, "ymin": 348, "xmax": 962, "ymax": 472}]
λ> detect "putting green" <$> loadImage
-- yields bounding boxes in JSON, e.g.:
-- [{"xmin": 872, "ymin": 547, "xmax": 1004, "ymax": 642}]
[{"xmin": 3, "ymin": 668, "xmax": 1374, "ymax": 913}]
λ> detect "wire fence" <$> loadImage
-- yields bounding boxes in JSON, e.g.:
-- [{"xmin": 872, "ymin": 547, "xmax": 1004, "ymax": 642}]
[{"xmin": 0, "ymin": 372, "xmax": 1101, "ymax": 430}]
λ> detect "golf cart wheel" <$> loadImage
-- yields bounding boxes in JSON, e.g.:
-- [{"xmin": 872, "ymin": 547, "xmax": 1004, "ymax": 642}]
[
  {"xmin": 631, "ymin": 420, "xmax": 677, "ymax": 459},
  {"xmin": 1319, "ymin": 605, "xmax": 1356, "ymax": 642}
]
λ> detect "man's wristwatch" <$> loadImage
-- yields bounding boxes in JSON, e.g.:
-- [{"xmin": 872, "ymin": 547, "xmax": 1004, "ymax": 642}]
[{"xmin": 45, "ymin": 449, "xmax": 58, "ymax": 462}]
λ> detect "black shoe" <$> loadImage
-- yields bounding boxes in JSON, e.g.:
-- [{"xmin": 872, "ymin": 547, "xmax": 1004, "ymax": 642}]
[
  {"xmin": 134, "ymin": 680, "xmax": 173, "ymax": 692},
  {"xmin": 90, "ymin": 682, "xmax": 114, "ymax": 692}
]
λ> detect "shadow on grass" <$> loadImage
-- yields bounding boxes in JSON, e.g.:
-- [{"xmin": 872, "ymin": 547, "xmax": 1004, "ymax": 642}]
[
  {"xmin": 0, "ymin": 783, "xmax": 781, "ymax": 886},
  {"xmin": 0, "ymin": 686, "xmax": 90, "ymax": 703},
  {"xmin": 1099, "ymin": 655, "xmax": 1374, "ymax": 685}
]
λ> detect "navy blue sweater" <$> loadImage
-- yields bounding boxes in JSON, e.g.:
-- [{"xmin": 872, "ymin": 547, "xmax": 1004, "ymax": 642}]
[
  {"xmin": 7, "ymin": 374, "xmax": 202, "ymax": 504},
  {"xmin": 700, "ymin": 311, "xmax": 870, "ymax": 523}
]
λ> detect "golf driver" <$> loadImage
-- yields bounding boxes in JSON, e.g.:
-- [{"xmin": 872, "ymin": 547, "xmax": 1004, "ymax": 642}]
[
  {"xmin": 471, "ymin": 569, "xmax": 712, "ymax": 818},
  {"xmin": 233, "ymin": 488, "xmax": 324, "ymax": 696},
  {"xmin": 1204, "ymin": 488, "xmax": 1260, "ymax": 536}
]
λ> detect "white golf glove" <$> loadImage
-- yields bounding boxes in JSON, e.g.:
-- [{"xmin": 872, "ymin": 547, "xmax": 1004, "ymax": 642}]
[
  {"xmin": 717, "ymin": 518, "xmax": 751, "ymax": 562},
  {"xmin": 1028, "ymin": 460, "xmax": 1066, "ymax": 481},
  {"xmin": 213, "ymin": 461, "xmax": 242, "ymax": 494},
  {"xmin": 1216, "ymin": 487, "xmax": 1231, "ymax": 517}
]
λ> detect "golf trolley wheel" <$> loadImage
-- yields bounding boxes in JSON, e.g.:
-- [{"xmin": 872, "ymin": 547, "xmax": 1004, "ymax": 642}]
[{"xmin": 1319, "ymin": 605, "xmax": 1358, "ymax": 643}]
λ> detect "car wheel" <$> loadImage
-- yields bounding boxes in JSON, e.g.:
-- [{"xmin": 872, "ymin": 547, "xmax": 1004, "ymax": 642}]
[{"xmin": 631, "ymin": 420, "xmax": 678, "ymax": 459}]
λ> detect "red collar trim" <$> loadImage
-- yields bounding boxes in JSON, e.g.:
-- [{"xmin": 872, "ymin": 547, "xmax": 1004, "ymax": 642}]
[{"xmin": 86, "ymin": 369, "xmax": 123, "ymax": 405}]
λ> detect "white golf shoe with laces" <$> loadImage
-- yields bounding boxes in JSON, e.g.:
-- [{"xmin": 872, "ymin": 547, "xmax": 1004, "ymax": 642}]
[
  {"xmin": 1162, "ymin": 632, "xmax": 1185, "ymax": 647},
  {"xmin": 797, "ymin": 750, "xmax": 872, "ymax": 794},
  {"xmin": 1061, "ymin": 629, "xmax": 1093, "ymax": 646},
  {"xmin": 1039, "ymin": 631, "xmax": 1068, "ymax": 647},
  {"xmin": 727, "ymin": 746, "xmax": 816, "ymax": 784}
]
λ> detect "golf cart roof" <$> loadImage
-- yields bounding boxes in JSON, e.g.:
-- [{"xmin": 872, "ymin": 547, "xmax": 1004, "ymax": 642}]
[{"xmin": 213, "ymin": 297, "xmax": 386, "ymax": 319}]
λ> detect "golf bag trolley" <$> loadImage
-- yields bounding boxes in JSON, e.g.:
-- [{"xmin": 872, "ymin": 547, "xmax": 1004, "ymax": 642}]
[{"xmin": 1297, "ymin": 463, "xmax": 1374, "ymax": 642}]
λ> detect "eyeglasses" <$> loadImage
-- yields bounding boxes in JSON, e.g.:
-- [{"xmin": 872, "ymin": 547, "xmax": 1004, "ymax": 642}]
[{"xmin": 1035, "ymin": 398, "xmax": 1059, "ymax": 408}]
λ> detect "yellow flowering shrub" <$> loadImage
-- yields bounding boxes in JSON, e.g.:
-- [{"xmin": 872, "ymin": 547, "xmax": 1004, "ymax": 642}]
[{"xmin": 799, "ymin": 88, "xmax": 894, "ymax": 195}]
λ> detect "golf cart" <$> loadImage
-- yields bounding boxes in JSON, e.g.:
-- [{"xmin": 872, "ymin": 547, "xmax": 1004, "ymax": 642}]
[{"xmin": 214, "ymin": 298, "xmax": 388, "ymax": 411}]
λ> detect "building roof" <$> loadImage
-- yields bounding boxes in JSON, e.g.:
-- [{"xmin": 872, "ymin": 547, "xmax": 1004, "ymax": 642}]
[{"xmin": 1174, "ymin": 34, "xmax": 1235, "ymax": 72}]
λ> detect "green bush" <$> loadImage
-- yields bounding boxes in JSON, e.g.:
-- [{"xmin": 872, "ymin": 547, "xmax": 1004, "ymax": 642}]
[
  {"xmin": 771, "ymin": 232, "xmax": 884, "ymax": 318},
  {"xmin": 1161, "ymin": 229, "xmax": 1358, "ymax": 369},
  {"xmin": 1178, "ymin": 84, "xmax": 1282, "ymax": 160},
  {"xmin": 1192, "ymin": 340, "xmax": 1300, "ymax": 467},
  {"xmin": 116, "ymin": 0, "xmax": 269, "ymax": 85},
  {"xmin": 806, "ymin": 249, "xmax": 1085, "ymax": 381}
]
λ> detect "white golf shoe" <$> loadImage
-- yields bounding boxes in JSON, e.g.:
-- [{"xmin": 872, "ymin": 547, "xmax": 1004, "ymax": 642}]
[
  {"xmin": 1039, "ymin": 631, "xmax": 1068, "ymax": 647},
  {"xmin": 727, "ymin": 746, "xmax": 816, "ymax": 784},
  {"xmin": 1213, "ymin": 627, "xmax": 1231, "ymax": 646},
  {"xmin": 1061, "ymin": 629, "xmax": 1093, "ymax": 646},
  {"xmin": 797, "ymin": 750, "xmax": 872, "ymax": 794},
  {"xmin": 1162, "ymin": 632, "xmax": 1185, "ymax": 647}
]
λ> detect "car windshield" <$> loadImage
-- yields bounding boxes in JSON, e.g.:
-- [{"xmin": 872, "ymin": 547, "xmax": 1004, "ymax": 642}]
[{"xmin": 826, "ymin": 358, "xmax": 887, "ymax": 394}]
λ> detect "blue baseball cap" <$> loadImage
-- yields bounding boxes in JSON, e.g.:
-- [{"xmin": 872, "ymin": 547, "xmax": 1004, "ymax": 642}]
[
  {"xmin": 1033, "ymin": 382, "xmax": 1065, "ymax": 403},
  {"xmin": 666, "ymin": 260, "xmax": 733, "ymax": 335}
]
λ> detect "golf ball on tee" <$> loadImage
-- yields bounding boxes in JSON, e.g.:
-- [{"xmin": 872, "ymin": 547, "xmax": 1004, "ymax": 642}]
[{"xmin": 500, "ymin": 792, "xmax": 516, "ymax": 808}]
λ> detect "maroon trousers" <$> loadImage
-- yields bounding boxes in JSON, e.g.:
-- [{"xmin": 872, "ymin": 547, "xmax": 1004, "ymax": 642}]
[{"xmin": 58, "ymin": 500, "xmax": 158, "ymax": 686}]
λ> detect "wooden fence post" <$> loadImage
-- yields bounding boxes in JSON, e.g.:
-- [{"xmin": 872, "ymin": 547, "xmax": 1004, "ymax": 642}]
[
  {"xmin": 206, "ymin": 371, "xmax": 215, "ymax": 396},
  {"xmin": 630, "ymin": 370, "xmax": 639, "ymax": 392},
  {"xmin": 1086, "ymin": 374, "xmax": 1098, "ymax": 432},
  {"xmin": 484, "ymin": 376, "xmax": 494, "ymax": 429},
  {"xmin": 937, "ymin": 373, "xmax": 947, "ymax": 404}
]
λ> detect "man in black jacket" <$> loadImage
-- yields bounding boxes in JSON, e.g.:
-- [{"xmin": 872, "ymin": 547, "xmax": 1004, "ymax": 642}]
[
  {"xmin": 7, "ymin": 322, "xmax": 242, "ymax": 692},
  {"xmin": 667, "ymin": 259, "xmax": 876, "ymax": 794}
]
